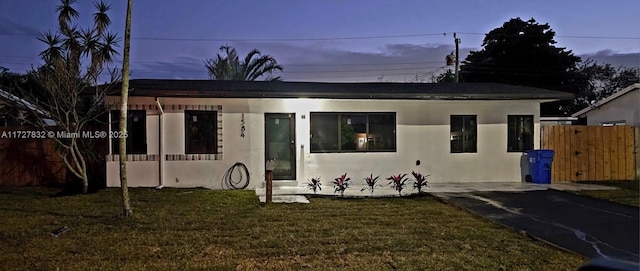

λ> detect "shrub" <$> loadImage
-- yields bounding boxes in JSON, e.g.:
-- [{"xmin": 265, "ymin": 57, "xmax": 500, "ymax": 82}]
[
  {"xmin": 387, "ymin": 173, "xmax": 408, "ymax": 197},
  {"xmin": 361, "ymin": 174, "xmax": 381, "ymax": 194},
  {"xmin": 305, "ymin": 177, "xmax": 322, "ymax": 194},
  {"xmin": 332, "ymin": 173, "xmax": 352, "ymax": 197},
  {"xmin": 411, "ymin": 171, "xmax": 430, "ymax": 194}
]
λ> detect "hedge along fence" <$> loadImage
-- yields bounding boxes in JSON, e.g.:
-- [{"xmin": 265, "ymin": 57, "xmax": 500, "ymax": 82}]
[
  {"xmin": 541, "ymin": 125, "xmax": 638, "ymax": 182},
  {"xmin": 0, "ymin": 126, "xmax": 108, "ymax": 187}
]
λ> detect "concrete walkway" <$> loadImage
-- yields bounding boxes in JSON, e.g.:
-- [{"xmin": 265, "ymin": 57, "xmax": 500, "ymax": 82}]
[{"xmin": 254, "ymin": 181, "xmax": 617, "ymax": 203}]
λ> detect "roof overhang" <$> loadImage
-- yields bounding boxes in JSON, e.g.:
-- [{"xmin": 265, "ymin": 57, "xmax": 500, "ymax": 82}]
[{"xmin": 103, "ymin": 80, "xmax": 574, "ymax": 101}]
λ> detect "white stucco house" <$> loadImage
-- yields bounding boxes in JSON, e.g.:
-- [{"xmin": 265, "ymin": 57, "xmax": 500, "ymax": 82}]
[
  {"xmin": 104, "ymin": 80, "xmax": 572, "ymax": 189},
  {"xmin": 572, "ymin": 83, "xmax": 640, "ymax": 126}
]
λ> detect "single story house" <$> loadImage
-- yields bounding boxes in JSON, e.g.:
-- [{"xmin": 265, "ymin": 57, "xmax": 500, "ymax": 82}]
[
  {"xmin": 104, "ymin": 80, "xmax": 572, "ymax": 189},
  {"xmin": 572, "ymin": 83, "xmax": 640, "ymax": 126}
]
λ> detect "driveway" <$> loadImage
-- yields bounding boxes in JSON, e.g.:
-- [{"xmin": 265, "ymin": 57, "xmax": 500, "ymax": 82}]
[{"xmin": 434, "ymin": 190, "xmax": 639, "ymax": 262}]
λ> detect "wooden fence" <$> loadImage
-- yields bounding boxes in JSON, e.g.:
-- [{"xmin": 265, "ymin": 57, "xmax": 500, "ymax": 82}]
[
  {"xmin": 0, "ymin": 126, "xmax": 107, "ymax": 187},
  {"xmin": 0, "ymin": 131, "xmax": 67, "ymax": 186},
  {"xmin": 541, "ymin": 125, "xmax": 638, "ymax": 182}
]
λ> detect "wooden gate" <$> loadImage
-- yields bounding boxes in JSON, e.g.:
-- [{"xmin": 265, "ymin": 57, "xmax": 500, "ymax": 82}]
[{"xmin": 541, "ymin": 126, "xmax": 636, "ymax": 182}]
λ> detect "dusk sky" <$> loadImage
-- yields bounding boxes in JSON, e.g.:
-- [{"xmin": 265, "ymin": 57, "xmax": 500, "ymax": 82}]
[{"xmin": 1, "ymin": 0, "xmax": 639, "ymax": 82}]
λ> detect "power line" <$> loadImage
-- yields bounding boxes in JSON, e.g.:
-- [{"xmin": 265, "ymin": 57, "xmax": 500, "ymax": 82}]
[
  {"xmin": 455, "ymin": 32, "xmax": 640, "ymax": 40},
  {"xmin": 1, "ymin": 31, "xmax": 639, "ymax": 41},
  {"xmin": 135, "ymin": 33, "xmax": 447, "ymax": 42},
  {"xmin": 279, "ymin": 66, "xmax": 444, "ymax": 74},
  {"xmin": 0, "ymin": 58, "xmax": 447, "ymax": 68},
  {"xmin": 129, "ymin": 70, "xmax": 431, "ymax": 80},
  {"xmin": 0, "ymin": 55, "xmax": 438, "ymax": 66}
]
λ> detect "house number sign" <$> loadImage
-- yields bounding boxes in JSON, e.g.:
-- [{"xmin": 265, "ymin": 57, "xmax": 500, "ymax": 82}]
[{"xmin": 240, "ymin": 113, "xmax": 246, "ymax": 137}]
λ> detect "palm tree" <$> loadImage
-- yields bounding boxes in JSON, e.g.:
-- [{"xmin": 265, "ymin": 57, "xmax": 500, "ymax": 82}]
[
  {"xmin": 205, "ymin": 46, "xmax": 283, "ymax": 81},
  {"xmin": 119, "ymin": 0, "xmax": 134, "ymax": 217}
]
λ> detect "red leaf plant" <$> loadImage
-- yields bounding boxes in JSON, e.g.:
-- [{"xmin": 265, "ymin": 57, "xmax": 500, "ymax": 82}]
[
  {"xmin": 305, "ymin": 177, "xmax": 322, "ymax": 194},
  {"xmin": 332, "ymin": 173, "xmax": 352, "ymax": 197},
  {"xmin": 387, "ymin": 173, "xmax": 408, "ymax": 197},
  {"xmin": 361, "ymin": 174, "xmax": 381, "ymax": 194},
  {"xmin": 411, "ymin": 171, "xmax": 430, "ymax": 194}
]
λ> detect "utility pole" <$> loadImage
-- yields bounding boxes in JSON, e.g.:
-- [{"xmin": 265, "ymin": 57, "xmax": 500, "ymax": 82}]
[{"xmin": 454, "ymin": 32, "xmax": 461, "ymax": 83}]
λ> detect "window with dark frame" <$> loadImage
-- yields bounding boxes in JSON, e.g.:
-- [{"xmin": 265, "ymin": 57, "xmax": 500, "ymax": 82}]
[
  {"xmin": 507, "ymin": 115, "xmax": 533, "ymax": 152},
  {"xmin": 185, "ymin": 111, "xmax": 218, "ymax": 154},
  {"xmin": 310, "ymin": 112, "xmax": 396, "ymax": 152},
  {"xmin": 450, "ymin": 115, "xmax": 477, "ymax": 153},
  {"xmin": 110, "ymin": 110, "xmax": 147, "ymax": 154}
]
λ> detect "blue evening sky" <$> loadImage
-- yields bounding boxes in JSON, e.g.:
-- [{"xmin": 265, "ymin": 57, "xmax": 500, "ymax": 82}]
[{"xmin": 1, "ymin": 0, "xmax": 638, "ymax": 82}]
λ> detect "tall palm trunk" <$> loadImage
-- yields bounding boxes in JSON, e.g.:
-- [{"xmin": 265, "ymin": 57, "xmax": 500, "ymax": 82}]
[{"xmin": 119, "ymin": 0, "xmax": 133, "ymax": 217}]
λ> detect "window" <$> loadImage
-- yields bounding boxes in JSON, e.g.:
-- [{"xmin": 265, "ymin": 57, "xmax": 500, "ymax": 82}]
[
  {"xmin": 185, "ymin": 111, "xmax": 218, "ymax": 154},
  {"xmin": 110, "ymin": 110, "xmax": 147, "ymax": 154},
  {"xmin": 310, "ymin": 112, "xmax": 395, "ymax": 152},
  {"xmin": 507, "ymin": 115, "xmax": 534, "ymax": 152},
  {"xmin": 450, "ymin": 115, "xmax": 477, "ymax": 153}
]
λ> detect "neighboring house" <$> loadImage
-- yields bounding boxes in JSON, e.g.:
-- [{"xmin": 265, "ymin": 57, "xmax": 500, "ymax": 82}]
[
  {"xmin": 104, "ymin": 80, "xmax": 572, "ymax": 188},
  {"xmin": 540, "ymin": 116, "xmax": 579, "ymax": 126},
  {"xmin": 572, "ymin": 83, "xmax": 640, "ymax": 126},
  {"xmin": 0, "ymin": 87, "xmax": 55, "ymax": 126},
  {"xmin": 0, "ymin": 87, "xmax": 20, "ymax": 126}
]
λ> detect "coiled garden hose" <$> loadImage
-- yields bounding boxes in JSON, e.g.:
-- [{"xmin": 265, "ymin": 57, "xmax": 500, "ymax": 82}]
[{"xmin": 222, "ymin": 162, "xmax": 250, "ymax": 189}]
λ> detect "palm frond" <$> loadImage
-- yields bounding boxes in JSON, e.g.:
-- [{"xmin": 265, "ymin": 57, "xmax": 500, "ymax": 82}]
[
  {"xmin": 204, "ymin": 45, "xmax": 282, "ymax": 81},
  {"xmin": 98, "ymin": 32, "xmax": 121, "ymax": 61},
  {"xmin": 93, "ymin": 0, "xmax": 112, "ymax": 36},
  {"xmin": 38, "ymin": 31, "xmax": 64, "ymax": 65},
  {"xmin": 56, "ymin": 0, "xmax": 79, "ymax": 31},
  {"xmin": 80, "ymin": 28, "xmax": 98, "ymax": 58}
]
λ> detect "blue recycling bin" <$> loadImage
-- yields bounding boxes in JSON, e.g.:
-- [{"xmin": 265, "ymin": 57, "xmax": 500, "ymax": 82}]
[{"xmin": 527, "ymin": 150, "xmax": 554, "ymax": 184}]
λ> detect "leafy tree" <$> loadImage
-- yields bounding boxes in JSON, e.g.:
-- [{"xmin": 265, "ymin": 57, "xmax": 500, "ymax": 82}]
[
  {"xmin": 543, "ymin": 60, "xmax": 639, "ymax": 115},
  {"xmin": 461, "ymin": 18, "xmax": 581, "ymax": 89},
  {"xmin": 433, "ymin": 69, "xmax": 456, "ymax": 83},
  {"xmin": 460, "ymin": 18, "xmax": 583, "ymax": 115},
  {"xmin": 3, "ymin": 0, "xmax": 120, "ymax": 193},
  {"xmin": 205, "ymin": 46, "xmax": 283, "ymax": 81},
  {"xmin": 575, "ymin": 60, "xmax": 639, "ymax": 103}
]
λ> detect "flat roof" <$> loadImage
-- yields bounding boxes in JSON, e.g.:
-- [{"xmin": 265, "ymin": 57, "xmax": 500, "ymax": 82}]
[{"xmin": 104, "ymin": 79, "xmax": 574, "ymax": 100}]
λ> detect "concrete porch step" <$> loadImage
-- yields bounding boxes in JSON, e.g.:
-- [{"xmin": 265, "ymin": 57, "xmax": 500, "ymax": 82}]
[{"xmin": 258, "ymin": 180, "xmax": 299, "ymax": 188}]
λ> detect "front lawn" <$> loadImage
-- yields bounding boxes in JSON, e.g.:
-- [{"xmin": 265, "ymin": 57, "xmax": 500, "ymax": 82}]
[
  {"xmin": 571, "ymin": 180, "xmax": 640, "ymax": 207},
  {"xmin": 0, "ymin": 187, "xmax": 584, "ymax": 270}
]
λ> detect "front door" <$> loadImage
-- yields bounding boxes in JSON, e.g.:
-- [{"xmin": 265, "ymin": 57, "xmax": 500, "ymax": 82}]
[{"xmin": 265, "ymin": 113, "xmax": 296, "ymax": 180}]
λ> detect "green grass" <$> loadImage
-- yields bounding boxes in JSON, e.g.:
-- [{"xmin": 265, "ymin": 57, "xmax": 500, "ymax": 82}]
[
  {"xmin": 571, "ymin": 180, "xmax": 640, "ymax": 207},
  {"xmin": 0, "ymin": 187, "xmax": 585, "ymax": 270}
]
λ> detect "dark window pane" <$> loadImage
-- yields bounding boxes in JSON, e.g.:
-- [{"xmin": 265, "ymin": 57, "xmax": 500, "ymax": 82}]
[
  {"xmin": 111, "ymin": 110, "xmax": 146, "ymax": 154},
  {"xmin": 368, "ymin": 114, "xmax": 395, "ymax": 151},
  {"xmin": 310, "ymin": 112, "xmax": 396, "ymax": 153},
  {"xmin": 185, "ymin": 111, "xmax": 217, "ymax": 154},
  {"xmin": 451, "ymin": 115, "xmax": 476, "ymax": 153},
  {"xmin": 508, "ymin": 115, "xmax": 533, "ymax": 152},
  {"xmin": 341, "ymin": 114, "xmax": 366, "ymax": 151},
  {"xmin": 310, "ymin": 114, "xmax": 338, "ymax": 151},
  {"xmin": 463, "ymin": 116, "xmax": 477, "ymax": 152},
  {"xmin": 450, "ymin": 116, "xmax": 463, "ymax": 153}
]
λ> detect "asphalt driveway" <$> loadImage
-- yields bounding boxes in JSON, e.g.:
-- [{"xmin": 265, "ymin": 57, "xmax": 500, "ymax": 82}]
[{"xmin": 435, "ymin": 190, "xmax": 639, "ymax": 263}]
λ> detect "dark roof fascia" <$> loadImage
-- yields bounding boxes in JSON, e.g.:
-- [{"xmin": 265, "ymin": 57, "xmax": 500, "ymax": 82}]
[{"xmin": 104, "ymin": 80, "xmax": 574, "ymax": 100}]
